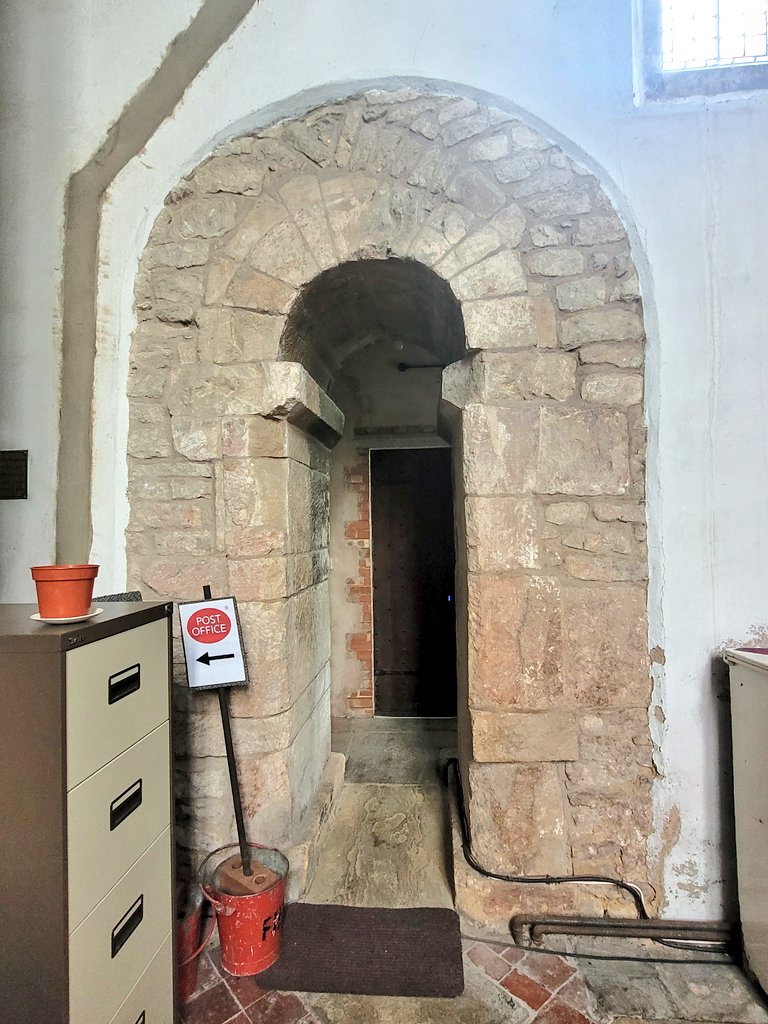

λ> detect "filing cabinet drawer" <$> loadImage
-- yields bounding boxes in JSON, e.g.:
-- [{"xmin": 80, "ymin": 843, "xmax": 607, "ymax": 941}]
[
  {"xmin": 66, "ymin": 618, "xmax": 169, "ymax": 788},
  {"xmin": 110, "ymin": 934, "xmax": 173, "ymax": 1024},
  {"xmin": 68, "ymin": 722, "xmax": 171, "ymax": 930},
  {"xmin": 69, "ymin": 827, "xmax": 172, "ymax": 1024}
]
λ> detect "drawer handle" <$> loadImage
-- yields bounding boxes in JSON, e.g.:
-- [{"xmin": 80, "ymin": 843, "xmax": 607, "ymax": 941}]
[
  {"xmin": 111, "ymin": 895, "xmax": 143, "ymax": 958},
  {"xmin": 108, "ymin": 664, "xmax": 141, "ymax": 705},
  {"xmin": 110, "ymin": 779, "xmax": 143, "ymax": 831}
]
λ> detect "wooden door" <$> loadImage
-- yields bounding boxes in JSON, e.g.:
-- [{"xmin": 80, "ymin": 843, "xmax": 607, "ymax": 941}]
[{"xmin": 371, "ymin": 448, "xmax": 456, "ymax": 717}]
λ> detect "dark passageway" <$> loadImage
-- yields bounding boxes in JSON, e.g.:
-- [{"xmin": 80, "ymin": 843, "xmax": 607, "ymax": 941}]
[{"xmin": 371, "ymin": 447, "xmax": 456, "ymax": 717}]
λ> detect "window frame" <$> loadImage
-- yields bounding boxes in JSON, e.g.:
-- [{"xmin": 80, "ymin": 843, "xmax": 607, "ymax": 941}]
[{"xmin": 639, "ymin": 0, "xmax": 768, "ymax": 101}]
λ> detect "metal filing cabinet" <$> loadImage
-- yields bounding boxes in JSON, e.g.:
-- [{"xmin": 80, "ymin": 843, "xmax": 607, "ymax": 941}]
[
  {"xmin": 0, "ymin": 602, "xmax": 175, "ymax": 1024},
  {"xmin": 725, "ymin": 646, "xmax": 768, "ymax": 996}
]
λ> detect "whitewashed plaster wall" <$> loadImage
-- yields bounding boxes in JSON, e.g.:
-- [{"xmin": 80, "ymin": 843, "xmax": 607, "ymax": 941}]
[
  {"xmin": 0, "ymin": 0, "xmax": 204, "ymax": 598},
  {"xmin": 3, "ymin": 0, "xmax": 768, "ymax": 918}
]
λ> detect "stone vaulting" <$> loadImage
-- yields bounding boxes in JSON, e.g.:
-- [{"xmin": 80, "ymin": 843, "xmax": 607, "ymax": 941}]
[{"xmin": 126, "ymin": 86, "xmax": 654, "ymax": 926}]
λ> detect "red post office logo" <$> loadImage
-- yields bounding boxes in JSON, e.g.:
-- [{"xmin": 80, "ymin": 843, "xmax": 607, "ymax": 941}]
[{"xmin": 187, "ymin": 607, "xmax": 232, "ymax": 644}]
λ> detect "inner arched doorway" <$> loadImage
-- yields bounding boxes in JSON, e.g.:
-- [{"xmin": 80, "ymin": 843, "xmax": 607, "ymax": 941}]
[{"xmin": 280, "ymin": 257, "xmax": 466, "ymax": 722}]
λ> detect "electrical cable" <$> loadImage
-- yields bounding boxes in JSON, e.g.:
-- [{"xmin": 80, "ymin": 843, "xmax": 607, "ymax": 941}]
[
  {"xmin": 445, "ymin": 758, "xmax": 736, "ymax": 964},
  {"xmin": 657, "ymin": 937, "xmax": 732, "ymax": 953},
  {"xmin": 463, "ymin": 935, "xmax": 732, "ymax": 965},
  {"xmin": 445, "ymin": 758, "xmax": 650, "ymax": 917}
]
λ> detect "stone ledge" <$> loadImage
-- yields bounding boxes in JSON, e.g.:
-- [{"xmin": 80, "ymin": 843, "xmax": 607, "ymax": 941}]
[
  {"xmin": 165, "ymin": 360, "xmax": 344, "ymax": 447},
  {"xmin": 285, "ymin": 751, "xmax": 345, "ymax": 901},
  {"xmin": 266, "ymin": 362, "xmax": 344, "ymax": 447}
]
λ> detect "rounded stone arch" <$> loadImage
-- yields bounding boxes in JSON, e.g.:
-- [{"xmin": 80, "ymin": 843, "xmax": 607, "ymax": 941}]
[{"xmin": 127, "ymin": 86, "xmax": 653, "ymax": 922}]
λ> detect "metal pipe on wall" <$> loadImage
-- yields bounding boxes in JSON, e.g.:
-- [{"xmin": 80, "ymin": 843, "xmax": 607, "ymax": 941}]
[
  {"xmin": 512, "ymin": 914, "xmax": 734, "ymax": 948},
  {"xmin": 447, "ymin": 759, "xmax": 735, "ymax": 956}
]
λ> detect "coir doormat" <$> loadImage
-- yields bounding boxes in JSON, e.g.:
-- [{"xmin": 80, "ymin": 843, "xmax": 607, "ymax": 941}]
[{"xmin": 257, "ymin": 903, "xmax": 465, "ymax": 998}]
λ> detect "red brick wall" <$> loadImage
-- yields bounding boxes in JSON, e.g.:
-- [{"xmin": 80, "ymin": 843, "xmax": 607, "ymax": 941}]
[{"xmin": 343, "ymin": 453, "xmax": 373, "ymax": 715}]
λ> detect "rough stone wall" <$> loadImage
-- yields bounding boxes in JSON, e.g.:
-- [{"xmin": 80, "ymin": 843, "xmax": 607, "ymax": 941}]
[
  {"xmin": 329, "ymin": 438, "xmax": 374, "ymax": 717},
  {"xmin": 127, "ymin": 86, "xmax": 653, "ymax": 916},
  {"xmin": 128, "ymin": 361, "xmax": 342, "ymax": 869},
  {"xmin": 444, "ymin": 350, "xmax": 653, "ymax": 916}
]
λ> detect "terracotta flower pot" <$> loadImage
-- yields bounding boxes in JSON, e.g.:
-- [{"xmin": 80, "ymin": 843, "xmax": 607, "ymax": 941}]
[{"xmin": 30, "ymin": 564, "xmax": 99, "ymax": 619}]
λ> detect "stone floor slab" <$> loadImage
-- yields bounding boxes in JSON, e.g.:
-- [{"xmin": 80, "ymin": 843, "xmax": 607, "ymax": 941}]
[
  {"xmin": 577, "ymin": 960, "xmax": 680, "ymax": 1018},
  {"xmin": 655, "ymin": 962, "xmax": 768, "ymax": 1023},
  {"xmin": 333, "ymin": 716, "xmax": 457, "ymax": 786},
  {"xmin": 305, "ymin": 782, "xmax": 454, "ymax": 909}
]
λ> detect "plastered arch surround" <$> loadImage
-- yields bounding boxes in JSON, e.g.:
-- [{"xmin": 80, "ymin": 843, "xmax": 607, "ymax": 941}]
[{"xmin": 127, "ymin": 88, "xmax": 656, "ymax": 918}]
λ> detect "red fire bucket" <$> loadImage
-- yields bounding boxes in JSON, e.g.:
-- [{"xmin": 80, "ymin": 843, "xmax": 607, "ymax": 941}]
[
  {"xmin": 200, "ymin": 844, "xmax": 289, "ymax": 977},
  {"xmin": 177, "ymin": 888, "xmax": 216, "ymax": 1002}
]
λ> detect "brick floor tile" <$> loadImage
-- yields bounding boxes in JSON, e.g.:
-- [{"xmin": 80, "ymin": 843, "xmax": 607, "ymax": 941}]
[
  {"xmin": 187, "ymin": 951, "xmax": 222, "ymax": 997},
  {"xmin": 207, "ymin": 942, "xmax": 273, "ymax": 1013},
  {"xmin": 208, "ymin": 944, "xmax": 223, "ymax": 973},
  {"xmin": 246, "ymin": 991, "xmax": 310, "ymax": 1024},
  {"xmin": 532, "ymin": 997, "xmax": 594, "ymax": 1024},
  {"xmin": 501, "ymin": 945, "xmax": 528, "ymax": 966},
  {"xmin": 467, "ymin": 942, "xmax": 515, "ymax": 981},
  {"xmin": 519, "ymin": 952, "xmax": 576, "ymax": 992},
  {"xmin": 182, "ymin": 980, "xmax": 242, "ymax": 1024},
  {"xmin": 222, "ymin": 971, "xmax": 269, "ymax": 1011},
  {"xmin": 502, "ymin": 969, "xmax": 552, "ymax": 1010}
]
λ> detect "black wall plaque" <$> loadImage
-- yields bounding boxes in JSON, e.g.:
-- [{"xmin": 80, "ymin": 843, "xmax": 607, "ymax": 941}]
[{"xmin": 0, "ymin": 451, "xmax": 28, "ymax": 499}]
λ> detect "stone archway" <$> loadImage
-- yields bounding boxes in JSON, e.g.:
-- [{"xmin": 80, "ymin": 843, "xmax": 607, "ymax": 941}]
[{"xmin": 127, "ymin": 86, "xmax": 654, "ymax": 921}]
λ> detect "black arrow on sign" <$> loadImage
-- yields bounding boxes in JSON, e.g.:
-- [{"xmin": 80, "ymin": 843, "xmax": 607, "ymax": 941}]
[{"xmin": 196, "ymin": 651, "xmax": 236, "ymax": 666}]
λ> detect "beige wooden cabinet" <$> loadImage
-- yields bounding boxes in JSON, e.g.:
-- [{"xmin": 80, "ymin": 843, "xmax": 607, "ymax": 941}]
[
  {"xmin": 725, "ymin": 647, "xmax": 768, "ymax": 996},
  {"xmin": 0, "ymin": 602, "xmax": 175, "ymax": 1024}
]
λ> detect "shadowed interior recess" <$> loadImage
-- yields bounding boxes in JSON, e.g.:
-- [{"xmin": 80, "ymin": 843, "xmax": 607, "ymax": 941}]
[{"xmin": 279, "ymin": 257, "xmax": 467, "ymax": 392}]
